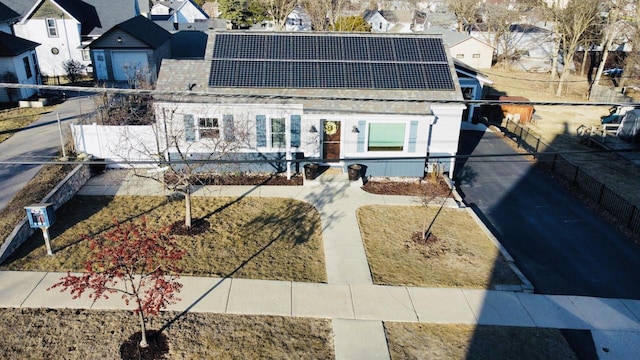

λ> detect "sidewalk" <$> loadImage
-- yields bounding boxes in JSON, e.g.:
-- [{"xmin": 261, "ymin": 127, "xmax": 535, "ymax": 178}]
[{"xmin": 4, "ymin": 171, "xmax": 640, "ymax": 359}]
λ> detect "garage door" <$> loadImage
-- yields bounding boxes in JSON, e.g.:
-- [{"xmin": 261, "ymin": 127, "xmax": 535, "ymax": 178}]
[{"xmin": 111, "ymin": 51, "xmax": 148, "ymax": 81}]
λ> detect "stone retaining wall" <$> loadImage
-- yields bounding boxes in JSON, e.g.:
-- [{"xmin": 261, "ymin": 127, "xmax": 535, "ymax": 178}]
[{"xmin": 0, "ymin": 164, "xmax": 91, "ymax": 264}]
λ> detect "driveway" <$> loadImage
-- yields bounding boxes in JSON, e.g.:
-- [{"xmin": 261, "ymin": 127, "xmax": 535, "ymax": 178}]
[{"xmin": 455, "ymin": 129, "xmax": 640, "ymax": 299}]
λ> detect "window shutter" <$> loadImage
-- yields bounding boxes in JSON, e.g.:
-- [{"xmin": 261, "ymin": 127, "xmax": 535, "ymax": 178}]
[
  {"xmin": 184, "ymin": 114, "xmax": 195, "ymax": 142},
  {"xmin": 356, "ymin": 120, "xmax": 366, "ymax": 152},
  {"xmin": 290, "ymin": 115, "xmax": 301, "ymax": 147},
  {"xmin": 256, "ymin": 115, "xmax": 266, "ymax": 147},
  {"xmin": 408, "ymin": 121, "xmax": 419, "ymax": 153},
  {"xmin": 223, "ymin": 114, "xmax": 235, "ymax": 142}
]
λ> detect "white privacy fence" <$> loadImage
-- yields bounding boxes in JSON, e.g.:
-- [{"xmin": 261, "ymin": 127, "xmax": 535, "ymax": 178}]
[{"xmin": 71, "ymin": 124, "xmax": 160, "ymax": 168}]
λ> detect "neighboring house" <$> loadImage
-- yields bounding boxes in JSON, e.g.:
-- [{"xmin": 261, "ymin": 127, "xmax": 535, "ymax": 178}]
[
  {"xmin": 424, "ymin": 26, "xmax": 493, "ymax": 69},
  {"xmin": 89, "ymin": 15, "xmax": 171, "ymax": 83},
  {"xmin": 149, "ymin": 0, "xmax": 208, "ymax": 31},
  {"xmin": 201, "ymin": 1, "xmax": 219, "ymax": 18},
  {"xmin": 0, "ymin": 31, "xmax": 40, "ymax": 102},
  {"xmin": 170, "ymin": 30, "xmax": 207, "ymax": 59},
  {"xmin": 0, "ymin": 2, "xmax": 20, "ymax": 33},
  {"xmin": 4, "ymin": 0, "xmax": 141, "ymax": 77},
  {"xmin": 152, "ymin": 31, "xmax": 465, "ymax": 178},
  {"xmin": 469, "ymin": 23, "xmax": 554, "ymax": 72},
  {"xmin": 285, "ymin": 5, "xmax": 312, "ymax": 31},
  {"xmin": 454, "ymin": 59, "xmax": 493, "ymax": 123},
  {"xmin": 362, "ymin": 9, "xmax": 392, "ymax": 33}
]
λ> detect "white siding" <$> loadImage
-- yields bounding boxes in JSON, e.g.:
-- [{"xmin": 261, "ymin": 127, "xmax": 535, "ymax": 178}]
[{"xmin": 14, "ymin": 18, "xmax": 87, "ymax": 77}]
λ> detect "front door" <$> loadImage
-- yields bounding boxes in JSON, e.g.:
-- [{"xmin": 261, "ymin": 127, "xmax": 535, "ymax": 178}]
[
  {"xmin": 322, "ymin": 120, "xmax": 341, "ymax": 162},
  {"xmin": 93, "ymin": 50, "xmax": 108, "ymax": 80}
]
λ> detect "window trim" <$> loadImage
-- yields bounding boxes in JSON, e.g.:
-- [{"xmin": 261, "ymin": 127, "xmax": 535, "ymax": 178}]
[
  {"xmin": 46, "ymin": 18, "xmax": 58, "ymax": 37},
  {"xmin": 270, "ymin": 117, "xmax": 286, "ymax": 149},
  {"xmin": 23, "ymin": 56, "xmax": 32, "ymax": 79},
  {"xmin": 197, "ymin": 117, "xmax": 221, "ymax": 140},
  {"xmin": 366, "ymin": 122, "xmax": 407, "ymax": 152},
  {"xmin": 81, "ymin": 49, "xmax": 91, "ymax": 61}
]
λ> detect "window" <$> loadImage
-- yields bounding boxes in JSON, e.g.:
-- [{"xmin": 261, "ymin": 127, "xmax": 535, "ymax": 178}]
[
  {"xmin": 46, "ymin": 18, "xmax": 58, "ymax": 37},
  {"xmin": 198, "ymin": 117, "xmax": 220, "ymax": 139},
  {"xmin": 456, "ymin": 54, "xmax": 464, "ymax": 58},
  {"xmin": 23, "ymin": 57, "xmax": 32, "ymax": 79},
  {"xmin": 472, "ymin": 53, "xmax": 481, "ymax": 58},
  {"xmin": 82, "ymin": 49, "xmax": 91, "ymax": 61},
  {"xmin": 368, "ymin": 123, "xmax": 405, "ymax": 151},
  {"xmin": 271, "ymin": 118, "xmax": 286, "ymax": 148}
]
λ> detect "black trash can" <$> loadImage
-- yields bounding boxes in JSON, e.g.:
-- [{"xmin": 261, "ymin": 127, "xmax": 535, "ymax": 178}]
[
  {"xmin": 304, "ymin": 163, "xmax": 318, "ymax": 180},
  {"xmin": 90, "ymin": 157, "xmax": 106, "ymax": 176},
  {"xmin": 347, "ymin": 164, "xmax": 362, "ymax": 181}
]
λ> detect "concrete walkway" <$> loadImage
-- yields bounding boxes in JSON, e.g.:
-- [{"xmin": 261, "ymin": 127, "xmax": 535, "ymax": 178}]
[{"xmin": 3, "ymin": 170, "xmax": 640, "ymax": 359}]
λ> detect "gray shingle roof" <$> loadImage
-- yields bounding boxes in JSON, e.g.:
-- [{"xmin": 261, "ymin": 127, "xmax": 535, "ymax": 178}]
[
  {"xmin": 155, "ymin": 31, "xmax": 462, "ymax": 116},
  {"xmin": 111, "ymin": 15, "xmax": 172, "ymax": 48},
  {"xmin": 0, "ymin": 2, "xmax": 20, "ymax": 22},
  {"xmin": 0, "ymin": 30, "xmax": 39, "ymax": 56}
]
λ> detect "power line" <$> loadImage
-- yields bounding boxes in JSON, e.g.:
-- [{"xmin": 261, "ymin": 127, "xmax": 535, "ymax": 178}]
[
  {"xmin": 1, "ymin": 147, "xmax": 638, "ymax": 166},
  {"xmin": 1, "ymin": 83, "xmax": 638, "ymax": 107}
]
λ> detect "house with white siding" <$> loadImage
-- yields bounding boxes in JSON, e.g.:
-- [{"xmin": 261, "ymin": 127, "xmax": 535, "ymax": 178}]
[{"xmin": 152, "ymin": 31, "xmax": 465, "ymax": 178}]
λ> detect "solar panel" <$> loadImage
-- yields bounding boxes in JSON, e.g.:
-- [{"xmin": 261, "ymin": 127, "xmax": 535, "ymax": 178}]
[
  {"xmin": 291, "ymin": 61, "xmax": 316, "ymax": 88},
  {"xmin": 368, "ymin": 37, "xmax": 396, "ymax": 62},
  {"xmin": 342, "ymin": 36, "xmax": 369, "ymax": 61},
  {"xmin": 264, "ymin": 61, "xmax": 290, "ymax": 88},
  {"xmin": 371, "ymin": 63, "xmax": 399, "ymax": 89},
  {"xmin": 424, "ymin": 64, "xmax": 455, "ymax": 90},
  {"xmin": 208, "ymin": 33, "xmax": 456, "ymax": 91}
]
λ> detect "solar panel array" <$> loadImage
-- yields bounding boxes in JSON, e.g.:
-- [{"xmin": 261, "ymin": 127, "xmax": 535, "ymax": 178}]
[{"xmin": 208, "ymin": 33, "xmax": 455, "ymax": 91}]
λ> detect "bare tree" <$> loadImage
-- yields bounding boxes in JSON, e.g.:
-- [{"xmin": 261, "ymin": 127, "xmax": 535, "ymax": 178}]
[
  {"xmin": 477, "ymin": 3, "xmax": 522, "ymax": 69},
  {"xmin": 552, "ymin": 0, "xmax": 601, "ymax": 95},
  {"xmin": 445, "ymin": 0, "xmax": 480, "ymax": 33},
  {"xmin": 255, "ymin": 0, "xmax": 298, "ymax": 30},
  {"xmin": 300, "ymin": 0, "xmax": 354, "ymax": 30}
]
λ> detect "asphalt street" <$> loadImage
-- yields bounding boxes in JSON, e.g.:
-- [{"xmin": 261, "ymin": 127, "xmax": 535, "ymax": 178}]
[
  {"xmin": 455, "ymin": 130, "xmax": 640, "ymax": 300},
  {"xmin": 0, "ymin": 95, "xmax": 93, "ymax": 212}
]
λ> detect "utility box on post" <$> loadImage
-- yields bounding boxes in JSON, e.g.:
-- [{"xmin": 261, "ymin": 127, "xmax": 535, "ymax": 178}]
[{"xmin": 25, "ymin": 203, "xmax": 56, "ymax": 255}]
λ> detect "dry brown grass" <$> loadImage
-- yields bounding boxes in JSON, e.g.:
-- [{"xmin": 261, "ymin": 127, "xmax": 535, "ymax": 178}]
[
  {"xmin": 357, "ymin": 205, "xmax": 521, "ymax": 288},
  {"xmin": 1, "ymin": 196, "xmax": 326, "ymax": 283},
  {"xmin": 0, "ymin": 105, "xmax": 55, "ymax": 143},
  {"xmin": 0, "ymin": 308, "xmax": 334, "ymax": 360},
  {"xmin": 385, "ymin": 323, "xmax": 577, "ymax": 360},
  {"xmin": 0, "ymin": 163, "xmax": 75, "ymax": 243}
]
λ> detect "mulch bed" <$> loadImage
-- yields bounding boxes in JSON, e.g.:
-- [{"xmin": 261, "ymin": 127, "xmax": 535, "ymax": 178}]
[
  {"xmin": 165, "ymin": 172, "xmax": 303, "ymax": 186},
  {"xmin": 362, "ymin": 177, "xmax": 453, "ymax": 197}
]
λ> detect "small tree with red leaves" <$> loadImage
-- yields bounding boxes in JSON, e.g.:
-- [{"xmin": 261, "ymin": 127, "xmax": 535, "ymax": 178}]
[{"xmin": 50, "ymin": 217, "xmax": 185, "ymax": 348}]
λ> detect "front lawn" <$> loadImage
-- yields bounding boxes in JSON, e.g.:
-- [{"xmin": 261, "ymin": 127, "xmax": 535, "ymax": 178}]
[
  {"xmin": 0, "ymin": 308, "xmax": 334, "ymax": 359},
  {"xmin": 0, "ymin": 105, "xmax": 54, "ymax": 143},
  {"xmin": 358, "ymin": 205, "xmax": 521, "ymax": 288},
  {"xmin": 1, "ymin": 196, "xmax": 326, "ymax": 283}
]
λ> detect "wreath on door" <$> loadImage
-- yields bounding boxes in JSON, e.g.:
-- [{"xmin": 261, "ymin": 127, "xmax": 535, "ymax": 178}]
[{"xmin": 324, "ymin": 121, "xmax": 338, "ymax": 135}]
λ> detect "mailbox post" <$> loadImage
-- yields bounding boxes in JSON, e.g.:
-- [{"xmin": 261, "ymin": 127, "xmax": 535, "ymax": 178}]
[{"xmin": 25, "ymin": 203, "xmax": 56, "ymax": 255}]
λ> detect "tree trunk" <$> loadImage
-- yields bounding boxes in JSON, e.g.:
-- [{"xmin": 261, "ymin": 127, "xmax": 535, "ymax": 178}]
[
  {"xmin": 556, "ymin": 53, "xmax": 574, "ymax": 96},
  {"xmin": 550, "ymin": 37, "xmax": 560, "ymax": 80},
  {"xmin": 185, "ymin": 186, "xmax": 192, "ymax": 229},
  {"xmin": 138, "ymin": 308, "xmax": 149, "ymax": 348}
]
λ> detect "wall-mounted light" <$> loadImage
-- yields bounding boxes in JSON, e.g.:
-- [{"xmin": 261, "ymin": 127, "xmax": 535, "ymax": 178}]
[
  {"xmin": 351, "ymin": 126, "xmax": 360, "ymax": 133},
  {"xmin": 117, "ymin": 36, "xmax": 122, "ymax": 43},
  {"xmin": 309, "ymin": 125, "xmax": 318, "ymax": 133}
]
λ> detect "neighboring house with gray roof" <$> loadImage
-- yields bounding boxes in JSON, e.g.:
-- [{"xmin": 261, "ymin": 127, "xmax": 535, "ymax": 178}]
[
  {"xmin": 153, "ymin": 31, "xmax": 465, "ymax": 178},
  {"xmin": 150, "ymin": 0, "xmax": 208, "ymax": 31},
  {"xmin": 0, "ymin": 2, "xmax": 20, "ymax": 33},
  {"xmin": 0, "ymin": 30, "xmax": 40, "ymax": 102},
  {"xmin": 2, "ymin": 0, "xmax": 142, "ymax": 77},
  {"xmin": 88, "ymin": 15, "xmax": 171, "ymax": 83},
  {"xmin": 424, "ymin": 26, "xmax": 493, "ymax": 69}
]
